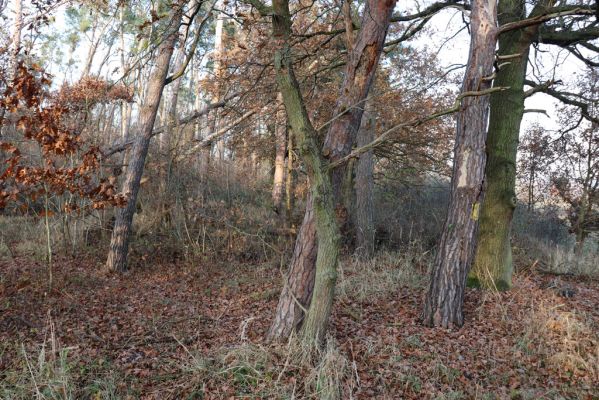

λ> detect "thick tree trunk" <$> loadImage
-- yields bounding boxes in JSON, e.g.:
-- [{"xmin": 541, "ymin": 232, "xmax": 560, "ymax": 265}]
[
  {"xmin": 267, "ymin": 195, "xmax": 317, "ymax": 339},
  {"xmin": 470, "ymin": 0, "xmax": 554, "ymax": 290},
  {"xmin": 422, "ymin": 0, "xmax": 497, "ymax": 328},
  {"xmin": 267, "ymin": 0, "xmax": 396, "ymax": 343},
  {"xmin": 354, "ymin": 98, "xmax": 376, "ymax": 259},
  {"xmin": 105, "ymin": 5, "xmax": 183, "ymax": 272},
  {"xmin": 272, "ymin": 93, "xmax": 287, "ymax": 213}
]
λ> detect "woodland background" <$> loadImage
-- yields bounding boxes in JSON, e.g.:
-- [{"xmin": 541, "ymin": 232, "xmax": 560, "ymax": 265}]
[{"xmin": 0, "ymin": 0, "xmax": 598, "ymax": 398}]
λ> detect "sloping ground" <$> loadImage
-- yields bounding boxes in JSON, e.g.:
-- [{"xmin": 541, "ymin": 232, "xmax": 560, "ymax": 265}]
[{"xmin": 0, "ymin": 254, "xmax": 597, "ymax": 399}]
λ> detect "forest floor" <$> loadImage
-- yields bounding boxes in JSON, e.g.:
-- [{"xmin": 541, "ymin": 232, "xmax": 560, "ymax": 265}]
[{"xmin": 0, "ymin": 252, "xmax": 598, "ymax": 399}]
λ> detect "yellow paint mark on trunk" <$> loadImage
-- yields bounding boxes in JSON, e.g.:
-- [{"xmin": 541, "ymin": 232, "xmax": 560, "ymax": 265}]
[{"xmin": 471, "ymin": 202, "xmax": 480, "ymax": 221}]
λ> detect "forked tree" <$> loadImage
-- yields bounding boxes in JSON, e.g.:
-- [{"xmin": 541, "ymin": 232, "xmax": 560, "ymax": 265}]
[{"xmin": 260, "ymin": 0, "xmax": 397, "ymax": 342}]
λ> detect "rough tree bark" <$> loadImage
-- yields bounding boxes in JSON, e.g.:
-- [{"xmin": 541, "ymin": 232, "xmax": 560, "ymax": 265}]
[
  {"xmin": 470, "ymin": 0, "xmax": 554, "ymax": 290},
  {"xmin": 354, "ymin": 97, "xmax": 376, "ymax": 259},
  {"xmin": 267, "ymin": 193, "xmax": 317, "ymax": 339},
  {"xmin": 422, "ymin": 0, "xmax": 497, "ymax": 328},
  {"xmin": 285, "ymin": 128, "xmax": 294, "ymax": 223},
  {"xmin": 272, "ymin": 92, "xmax": 287, "ymax": 213},
  {"xmin": 269, "ymin": 0, "xmax": 340, "ymax": 344},
  {"xmin": 267, "ymin": 0, "xmax": 396, "ymax": 341},
  {"xmin": 105, "ymin": 5, "xmax": 184, "ymax": 272}
]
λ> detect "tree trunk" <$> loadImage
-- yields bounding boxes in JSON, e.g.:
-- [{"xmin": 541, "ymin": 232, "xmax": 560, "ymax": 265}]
[
  {"xmin": 267, "ymin": 194, "xmax": 317, "ymax": 339},
  {"xmin": 267, "ymin": 0, "xmax": 396, "ymax": 343},
  {"xmin": 105, "ymin": 5, "xmax": 183, "ymax": 273},
  {"xmin": 285, "ymin": 128, "xmax": 295, "ymax": 224},
  {"xmin": 213, "ymin": 0, "xmax": 226, "ymax": 162},
  {"xmin": 422, "ymin": 0, "xmax": 497, "ymax": 328},
  {"xmin": 81, "ymin": 15, "xmax": 108, "ymax": 78},
  {"xmin": 272, "ymin": 93, "xmax": 287, "ymax": 213},
  {"xmin": 573, "ymin": 192, "xmax": 589, "ymax": 257},
  {"xmin": 269, "ymin": 0, "xmax": 340, "ymax": 345},
  {"xmin": 354, "ymin": 97, "xmax": 376, "ymax": 259},
  {"xmin": 0, "ymin": 0, "xmax": 23, "ymax": 136},
  {"xmin": 470, "ymin": 0, "xmax": 554, "ymax": 290},
  {"xmin": 119, "ymin": 4, "xmax": 131, "ymax": 160}
]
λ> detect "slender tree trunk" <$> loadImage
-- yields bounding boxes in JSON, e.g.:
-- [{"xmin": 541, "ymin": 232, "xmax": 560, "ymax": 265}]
[
  {"xmin": 268, "ymin": 0, "xmax": 396, "ymax": 343},
  {"xmin": 354, "ymin": 97, "xmax": 376, "ymax": 259},
  {"xmin": 471, "ymin": 0, "xmax": 554, "ymax": 290},
  {"xmin": 213, "ymin": 0, "xmax": 226, "ymax": 162},
  {"xmin": 166, "ymin": 0, "xmax": 197, "ymax": 144},
  {"xmin": 105, "ymin": 5, "xmax": 183, "ymax": 272},
  {"xmin": 119, "ymin": 4, "xmax": 131, "ymax": 155},
  {"xmin": 573, "ymin": 192, "xmax": 589, "ymax": 257},
  {"xmin": 0, "ymin": 0, "xmax": 23, "ymax": 136},
  {"xmin": 272, "ymin": 93, "xmax": 287, "ymax": 213},
  {"xmin": 422, "ymin": 0, "xmax": 497, "ymax": 328},
  {"xmin": 285, "ymin": 129, "xmax": 294, "ymax": 224},
  {"xmin": 527, "ymin": 165, "xmax": 535, "ymax": 210},
  {"xmin": 81, "ymin": 16, "xmax": 110, "ymax": 78}
]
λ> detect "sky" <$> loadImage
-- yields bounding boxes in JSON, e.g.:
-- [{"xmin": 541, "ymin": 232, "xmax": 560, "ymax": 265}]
[
  {"xmin": 5, "ymin": 0, "xmax": 595, "ymax": 135},
  {"xmin": 409, "ymin": 4, "xmax": 590, "ymax": 133}
]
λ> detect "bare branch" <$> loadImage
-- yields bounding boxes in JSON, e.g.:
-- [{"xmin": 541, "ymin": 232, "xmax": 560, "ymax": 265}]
[
  {"xmin": 525, "ymin": 79, "xmax": 599, "ymax": 125},
  {"xmin": 499, "ymin": 7, "xmax": 596, "ymax": 34},
  {"xmin": 390, "ymin": 0, "xmax": 469, "ymax": 23},
  {"xmin": 102, "ymin": 93, "xmax": 241, "ymax": 158},
  {"xmin": 327, "ymin": 87, "xmax": 508, "ymax": 170}
]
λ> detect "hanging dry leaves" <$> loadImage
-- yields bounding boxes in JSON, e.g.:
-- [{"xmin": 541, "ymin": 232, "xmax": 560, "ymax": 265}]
[{"xmin": 0, "ymin": 61, "xmax": 128, "ymax": 211}]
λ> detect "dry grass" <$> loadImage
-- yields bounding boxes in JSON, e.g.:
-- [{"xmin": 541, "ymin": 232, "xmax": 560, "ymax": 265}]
[
  {"xmin": 171, "ymin": 335, "xmax": 354, "ymax": 399},
  {"xmin": 1, "ymin": 232, "xmax": 598, "ymax": 398},
  {"xmin": 523, "ymin": 301, "xmax": 599, "ymax": 383},
  {"xmin": 520, "ymin": 238, "xmax": 599, "ymax": 278},
  {"xmin": 337, "ymin": 246, "xmax": 430, "ymax": 302},
  {"xmin": 1, "ymin": 318, "xmax": 76, "ymax": 400}
]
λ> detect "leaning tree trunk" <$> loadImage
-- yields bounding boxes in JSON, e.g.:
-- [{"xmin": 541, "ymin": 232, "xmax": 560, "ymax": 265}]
[
  {"xmin": 267, "ymin": 194, "xmax": 317, "ymax": 339},
  {"xmin": 267, "ymin": 0, "xmax": 396, "ymax": 342},
  {"xmin": 106, "ymin": 5, "xmax": 183, "ymax": 272},
  {"xmin": 270, "ymin": 0, "xmax": 340, "ymax": 345},
  {"xmin": 353, "ymin": 97, "xmax": 376, "ymax": 259},
  {"xmin": 470, "ymin": 0, "xmax": 555, "ymax": 290},
  {"xmin": 422, "ymin": 0, "xmax": 497, "ymax": 328}
]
